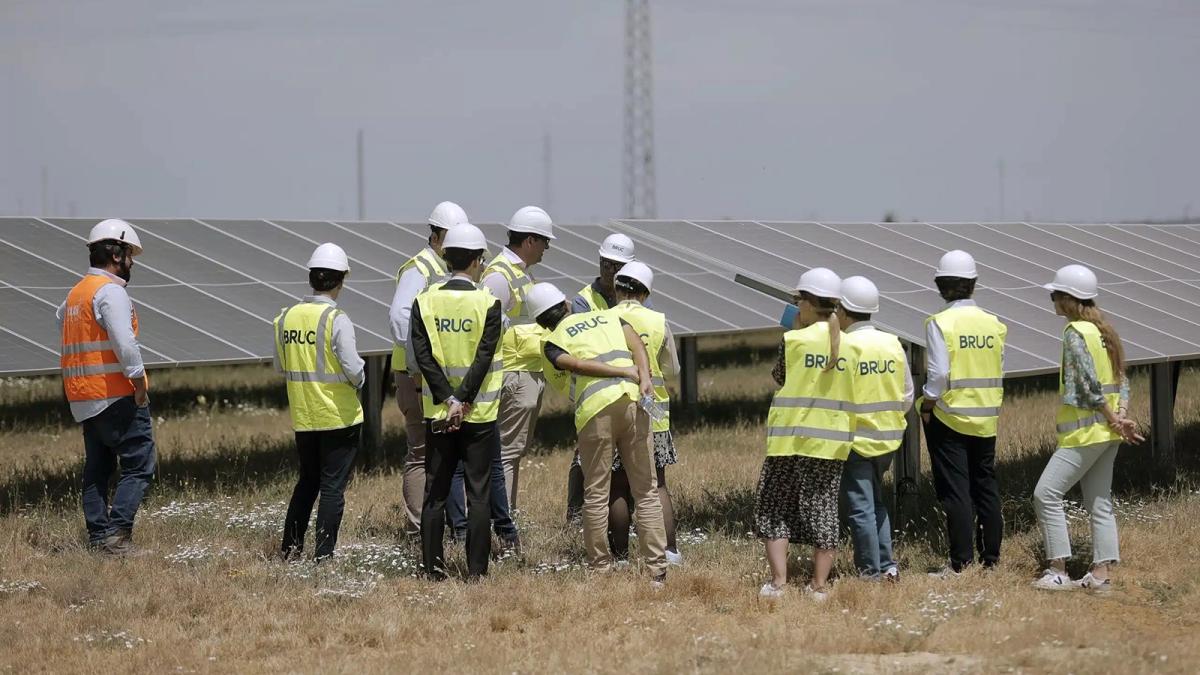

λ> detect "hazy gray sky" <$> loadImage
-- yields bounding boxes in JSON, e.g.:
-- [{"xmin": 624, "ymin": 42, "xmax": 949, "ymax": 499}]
[{"xmin": 2, "ymin": 0, "xmax": 1197, "ymax": 223}]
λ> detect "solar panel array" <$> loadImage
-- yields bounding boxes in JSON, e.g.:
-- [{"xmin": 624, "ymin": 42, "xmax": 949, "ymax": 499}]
[
  {"xmin": 0, "ymin": 217, "xmax": 784, "ymax": 376},
  {"xmin": 615, "ymin": 220, "xmax": 1200, "ymax": 376}
]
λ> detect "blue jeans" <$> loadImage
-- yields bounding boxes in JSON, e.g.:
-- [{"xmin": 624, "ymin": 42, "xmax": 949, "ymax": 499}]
[
  {"xmin": 80, "ymin": 397, "xmax": 156, "ymax": 543},
  {"xmin": 841, "ymin": 451, "xmax": 895, "ymax": 578},
  {"xmin": 449, "ymin": 427, "xmax": 517, "ymax": 541}
]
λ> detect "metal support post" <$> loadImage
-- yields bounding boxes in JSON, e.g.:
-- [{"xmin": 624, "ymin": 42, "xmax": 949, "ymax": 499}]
[
  {"xmin": 679, "ymin": 336, "xmax": 699, "ymax": 408},
  {"xmin": 894, "ymin": 342, "xmax": 925, "ymax": 536},
  {"xmin": 1150, "ymin": 361, "xmax": 1177, "ymax": 472},
  {"xmin": 360, "ymin": 355, "xmax": 387, "ymax": 468}
]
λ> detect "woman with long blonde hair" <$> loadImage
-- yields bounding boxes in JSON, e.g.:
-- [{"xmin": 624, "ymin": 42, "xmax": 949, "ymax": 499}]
[{"xmin": 1032, "ymin": 264, "xmax": 1143, "ymax": 593}]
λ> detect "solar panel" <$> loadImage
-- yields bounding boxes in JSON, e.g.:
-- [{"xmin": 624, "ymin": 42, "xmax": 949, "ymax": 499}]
[{"xmin": 616, "ymin": 220, "xmax": 1200, "ymax": 377}]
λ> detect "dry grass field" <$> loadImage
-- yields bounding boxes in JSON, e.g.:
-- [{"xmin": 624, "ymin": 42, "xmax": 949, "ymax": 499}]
[{"xmin": 2, "ymin": 335, "xmax": 1199, "ymax": 674}]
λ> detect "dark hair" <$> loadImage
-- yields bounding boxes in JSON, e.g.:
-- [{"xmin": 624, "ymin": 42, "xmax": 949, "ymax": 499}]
[
  {"xmin": 843, "ymin": 309, "xmax": 871, "ymax": 322},
  {"xmin": 936, "ymin": 277, "xmax": 976, "ymax": 302},
  {"xmin": 88, "ymin": 241, "xmax": 128, "ymax": 268},
  {"xmin": 430, "ymin": 224, "xmax": 446, "ymax": 236},
  {"xmin": 442, "ymin": 248, "xmax": 484, "ymax": 272},
  {"xmin": 309, "ymin": 268, "xmax": 346, "ymax": 292},
  {"xmin": 614, "ymin": 276, "xmax": 648, "ymax": 298},
  {"xmin": 535, "ymin": 303, "xmax": 570, "ymax": 330},
  {"xmin": 508, "ymin": 231, "xmax": 539, "ymax": 248}
]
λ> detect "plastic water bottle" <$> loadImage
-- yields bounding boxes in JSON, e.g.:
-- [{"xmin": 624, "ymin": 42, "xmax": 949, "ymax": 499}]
[{"xmin": 639, "ymin": 394, "xmax": 667, "ymax": 422}]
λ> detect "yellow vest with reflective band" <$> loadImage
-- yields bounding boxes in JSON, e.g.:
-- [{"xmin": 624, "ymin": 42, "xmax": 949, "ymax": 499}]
[
  {"xmin": 576, "ymin": 283, "xmax": 610, "ymax": 312},
  {"xmin": 391, "ymin": 247, "xmax": 450, "ymax": 372},
  {"xmin": 927, "ymin": 305, "xmax": 1007, "ymax": 438},
  {"xmin": 844, "ymin": 326, "xmax": 909, "ymax": 457},
  {"xmin": 484, "ymin": 252, "xmax": 543, "ymax": 373},
  {"xmin": 274, "ymin": 302, "xmax": 364, "ymax": 432},
  {"xmin": 544, "ymin": 309, "xmax": 639, "ymax": 432},
  {"xmin": 613, "ymin": 300, "xmax": 670, "ymax": 433},
  {"xmin": 416, "ymin": 283, "xmax": 503, "ymax": 424},
  {"xmin": 1056, "ymin": 321, "xmax": 1122, "ymax": 448},
  {"xmin": 766, "ymin": 322, "xmax": 855, "ymax": 460}
]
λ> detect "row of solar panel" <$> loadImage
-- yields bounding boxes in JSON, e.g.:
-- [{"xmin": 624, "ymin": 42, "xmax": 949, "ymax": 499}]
[
  {"xmin": 615, "ymin": 220, "xmax": 1200, "ymax": 375},
  {"xmin": 0, "ymin": 217, "xmax": 781, "ymax": 376},
  {"xmin": 2, "ymin": 217, "xmax": 1197, "ymax": 378}
]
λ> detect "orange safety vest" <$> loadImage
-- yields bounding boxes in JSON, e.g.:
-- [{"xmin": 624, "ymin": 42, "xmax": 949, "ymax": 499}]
[{"xmin": 60, "ymin": 275, "xmax": 142, "ymax": 402}]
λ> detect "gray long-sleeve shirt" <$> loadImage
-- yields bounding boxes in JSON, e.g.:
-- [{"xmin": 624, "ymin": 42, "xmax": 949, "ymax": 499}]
[
  {"xmin": 272, "ymin": 295, "xmax": 365, "ymax": 389},
  {"xmin": 56, "ymin": 268, "xmax": 146, "ymax": 423}
]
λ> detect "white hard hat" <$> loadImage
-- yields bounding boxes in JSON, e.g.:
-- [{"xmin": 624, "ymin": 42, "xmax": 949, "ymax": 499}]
[
  {"xmin": 428, "ymin": 201, "xmax": 469, "ymax": 231},
  {"xmin": 442, "ymin": 223, "xmax": 488, "ymax": 252},
  {"xmin": 935, "ymin": 250, "xmax": 978, "ymax": 279},
  {"xmin": 306, "ymin": 242, "xmax": 350, "ymax": 272},
  {"xmin": 509, "ymin": 206, "xmax": 555, "ymax": 240},
  {"xmin": 1043, "ymin": 264, "xmax": 1098, "ymax": 300},
  {"xmin": 87, "ymin": 219, "xmax": 143, "ymax": 256},
  {"xmin": 794, "ymin": 267, "xmax": 841, "ymax": 299},
  {"xmin": 615, "ymin": 261, "xmax": 654, "ymax": 294},
  {"xmin": 525, "ymin": 282, "xmax": 567, "ymax": 320},
  {"xmin": 839, "ymin": 276, "xmax": 879, "ymax": 314},
  {"xmin": 599, "ymin": 233, "xmax": 636, "ymax": 263}
]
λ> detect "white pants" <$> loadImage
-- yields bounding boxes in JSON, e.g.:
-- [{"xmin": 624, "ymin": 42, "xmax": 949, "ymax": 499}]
[{"xmin": 1033, "ymin": 440, "xmax": 1121, "ymax": 564}]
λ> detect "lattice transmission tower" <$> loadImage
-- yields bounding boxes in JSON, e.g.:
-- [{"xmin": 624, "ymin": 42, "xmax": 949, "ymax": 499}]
[{"xmin": 623, "ymin": 0, "xmax": 656, "ymax": 219}]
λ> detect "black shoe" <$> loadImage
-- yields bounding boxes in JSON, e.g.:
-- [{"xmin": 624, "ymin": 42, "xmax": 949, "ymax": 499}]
[{"xmin": 565, "ymin": 509, "xmax": 582, "ymax": 526}]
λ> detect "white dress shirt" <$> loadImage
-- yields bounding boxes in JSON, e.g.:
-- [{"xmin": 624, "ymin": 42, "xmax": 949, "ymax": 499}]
[{"xmin": 922, "ymin": 299, "xmax": 1005, "ymax": 401}]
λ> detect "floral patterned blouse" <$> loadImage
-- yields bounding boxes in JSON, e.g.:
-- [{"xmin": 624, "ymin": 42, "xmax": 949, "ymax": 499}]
[{"xmin": 1062, "ymin": 327, "xmax": 1130, "ymax": 410}]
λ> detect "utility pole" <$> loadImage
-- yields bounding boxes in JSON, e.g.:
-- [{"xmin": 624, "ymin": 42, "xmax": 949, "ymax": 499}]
[
  {"xmin": 41, "ymin": 166, "xmax": 48, "ymax": 215},
  {"xmin": 623, "ymin": 0, "xmax": 656, "ymax": 219},
  {"xmin": 356, "ymin": 129, "xmax": 365, "ymax": 220}
]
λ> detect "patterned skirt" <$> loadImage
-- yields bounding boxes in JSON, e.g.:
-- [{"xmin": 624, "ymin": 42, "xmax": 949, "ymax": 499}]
[{"xmin": 753, "ymin": 455, "xmax": 842, "ymax": 549}]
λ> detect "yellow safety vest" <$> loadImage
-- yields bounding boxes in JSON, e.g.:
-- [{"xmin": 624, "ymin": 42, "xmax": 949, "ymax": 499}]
[
  {"xmin": 612, "ymin": 300, "xmax": 670, "ymax": 433},
  {"xmin": 274, "ymin": 302, "xmax": 364, "ymax": 432},
  {"xmin": 844, "ymin": 326, "xmax": 909, "ymax": 457},
  {"xmin": 484, "ymin": 252, "xmax": 544, "ymax": 373},
  {"xmin": 416, "ymin": 283, "xmax": 503, "ymax": 424},
  {"xmin": 391, "ymin": 247, "xmax": 449, "ymax": 372},
  {"xmin": 1056, "ymin": 321, "xmax": 1123, "ymax": 448},
  {"xmin": 926, "ymin": 305, "xmax": 1007, "ymax": 437},
  {"xmin": 543, "ymin": 309, "xmax": 639, "ymax": 432},
  {"xmin": 576, "ymin": 283, "xmax": 610, "ymax": 312},
  {"xmin": 765, "ymin": 322, "xmax": 855, "ymax": 460}
]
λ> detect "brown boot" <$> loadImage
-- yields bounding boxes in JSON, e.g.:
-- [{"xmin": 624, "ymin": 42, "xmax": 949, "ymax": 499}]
[{"xmin": 101, "ymin": 529, "xmax": 133, "ymax": 556}]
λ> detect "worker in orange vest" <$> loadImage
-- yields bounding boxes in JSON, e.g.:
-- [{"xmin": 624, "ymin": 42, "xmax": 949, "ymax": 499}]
[{"xmin": 57, "ymin": 219, "xmax": 155, "ymax": 555}]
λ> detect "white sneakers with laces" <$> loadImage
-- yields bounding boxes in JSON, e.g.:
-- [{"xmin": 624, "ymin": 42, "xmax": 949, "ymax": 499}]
[
  {"xmin": 1074, "ymin": 572, "xmax": 1112, "ymax": 594},
  {"xmin": 803, "ymin": 584, "xmax": 829, "ymax": 602},
  {"xmin": 759, "ymin": 581, "xmax": 786, "ymax": 600},
  {"xmin": 1031, "ymin": 568, "xmax": 1073, "ymax": 591},
  {"xmin": 665, "ymin": 549, "xmax": 684, "ymax": 566}
]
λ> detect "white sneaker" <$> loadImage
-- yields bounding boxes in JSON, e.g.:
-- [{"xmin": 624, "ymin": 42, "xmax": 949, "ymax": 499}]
[
  {"xmin": 804, "ymin": 584, "xmax": 829, "ymax": 603},
  {"xmin": 1075, "ymin": 572, "xmax": 1112, "ymax": 594},
  {"xmin": 883, "ymin": 566, "xmax": 899, "ymax": 583},
  {"xmin": 1031, "ymin": 569, "xmax": 1073, "ymax": 591},
  {"xmin": 665, "ymin": 549, "xmax": 684, "ymax": 566},
  {"xmin": 928, "ymin": 565, "xmax": 961, "ymax": 579},
  {"xmin": 759, "ymin": 581, "xmax": 786, "ymax": 599},
  {"xmin": 614, "ymin": 559, "xmax": 631, "ymax": 570}
]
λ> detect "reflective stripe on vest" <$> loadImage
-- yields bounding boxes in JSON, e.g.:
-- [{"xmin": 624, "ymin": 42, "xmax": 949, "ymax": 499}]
[
  {"xmin": 275, "ymin": 302, "xmax": 364, "ymax": 431},
  {"xmin": 547, "ymin": 309, "xmax": 638, "ymax": 432},
  {"xmin": 926, "ymin": 306, "xmax": 1007, "ymax": 438},
  {"xmin": 1055, "ymin": 321, "xmax": 1122, "ymax": 448},
  {"xmin": 61, "ymin": 275, "xmax": 140, "ymax": 402},
  {"xmin": 416, "ymin": 283, "xmax": 504, "ymax": 424},
  {"xmin": 844, "ymin": 327, "xmax": 909, "ymax": 456},
  {"xmin": 765, "ymin": 321, "xmax": 855, "ymax": 460},
  {"xmin": 613, "ymin": 301, "xmax": 671, "ymax": 431},
  {"xmin": 392, "ymin": 248, "xmax": 450, "ymax": 372}
]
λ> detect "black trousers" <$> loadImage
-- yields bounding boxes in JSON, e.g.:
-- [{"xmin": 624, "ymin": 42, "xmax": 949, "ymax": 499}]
[
  {"xmin": 924, "ymin": 413, "xmax": 1003, "ymax": 571},
  {"xmin": 422, "ymin": 420, "xmax": 496, "ymax": 578},
  {"xmin": 282, "ymin": 424, "xmax": 360, "ymax": 559}
]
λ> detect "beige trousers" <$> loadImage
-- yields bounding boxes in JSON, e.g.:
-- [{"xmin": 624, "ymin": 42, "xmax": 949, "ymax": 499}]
[
  {"xmin": 578, "ymin": 398, "xmax": 667, "ymax": 576},
  {"xmin": 395, "ymin": 372, "xmax": 426, "ymax": 534},
  {"xmin": 497, "ymin": 370, "xmax": 545, "ymax": 510}
]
